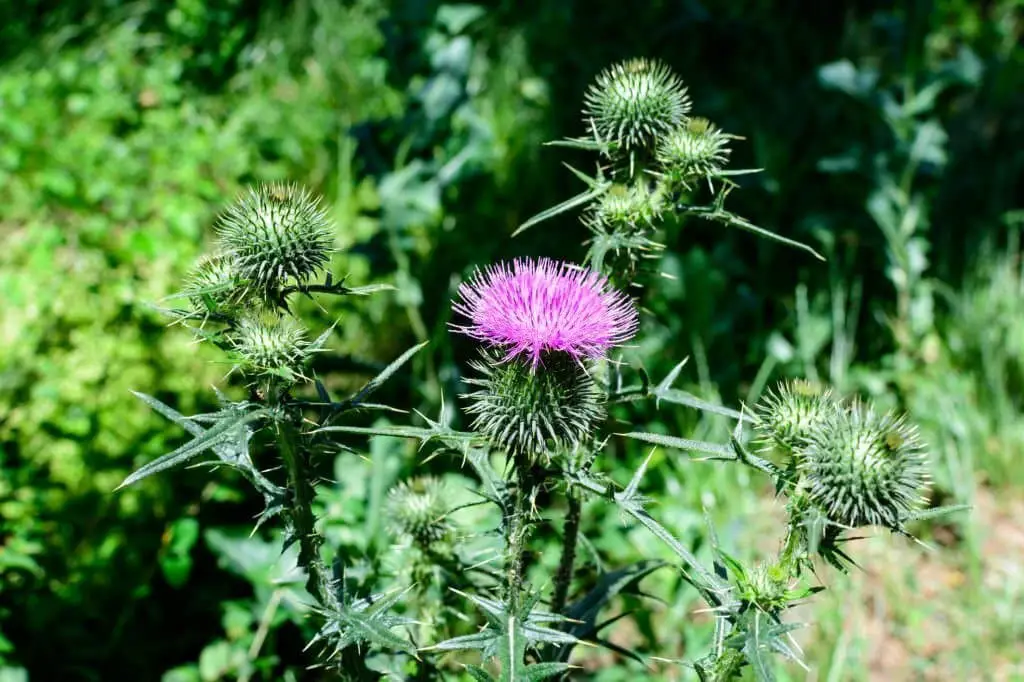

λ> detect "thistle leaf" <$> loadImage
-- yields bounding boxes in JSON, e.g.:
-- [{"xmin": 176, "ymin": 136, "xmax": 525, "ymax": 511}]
[
  {"xmin": 543, "ymin": 137, "xmax": 608, "ymax": 151},
  {"xmin": 901, "ymin": 504, "xmax": 971, "ymax": 523},
  {"xmin": 465, "ymin": 665, "xmax": 498, "ymax": 682},
  {"xmin": 513, "ymin": 184, "xmax": 610, "ymax": 237},
  {"xmin": 345, "ymin": 341, "xmax": 428, "ymax": 408},
  {"xmin": 620, "ymin": 432, "xmax": 736, "ymax": 459},
  {"xmin": 117, "ymin": 408, "xmax": 267, "ymax": 490},
  {"xmin": 520, "ymin": 662, "xmax": 573, "ymax": 681},
  {"xmin": 426, "ymin": 630, "xmax": 496, "ymax": 653}
]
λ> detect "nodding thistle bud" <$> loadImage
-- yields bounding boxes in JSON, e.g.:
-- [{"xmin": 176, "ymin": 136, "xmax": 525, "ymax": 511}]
[
  {"xmin": 656, "ymin": 117, "xmax": 732, "ymax": 185},
  {"xmin": 588, "ymin": 183, "xmax": 665, "ymax": 234},
  {"xmin": 215, "ymin": 183, "xmax": 333, "ymax": 295},
  {"xmin": 184, "ymin": 252, "xmax": 245, "ymax": 315},
  {"xmin": 755, "ymin": 380, "xmax": 838, "ymax": 456},
  {"xmin": 799, "ymin": 402, "xmax": 929, "ymax": 529},
  {"xmin": 583, "ymin": 58, "xmax": 691, "ymax": 151},
  {"xmin": 386, "ymin": 477, "xmax": 451, "ymax": 547},
  {"xmin": 230, "ymin": 314, "xmax": 311, "ymax": 381},
  {"xmin": 464, "ymin": 351, "xmax": 605, "ymax": 460}
]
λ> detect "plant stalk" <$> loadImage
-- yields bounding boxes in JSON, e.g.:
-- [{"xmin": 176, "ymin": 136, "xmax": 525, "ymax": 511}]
[
  {"xmin": 277, "ymin": 416, "xmax": 339, "ymax": 611},
  {"xmin": 551, "ymin": 490, "xmax": 581, "ymax": 615}
]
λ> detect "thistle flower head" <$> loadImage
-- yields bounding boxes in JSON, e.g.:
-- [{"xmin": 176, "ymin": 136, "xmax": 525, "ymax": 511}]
[
  {"xmin": 215, "ymin": 183, "xmax": 333, "ymax": 294},
  {"xmin": 464, "ymin": 351, "xmax": 604, "ymax": 459},
  {"xmin": 656, "ymin": 117, "xmax": 732, "ymax": 183},
  {"xmin": 184, "ymin": 252, "xmax": 245, "ymax": 315},
  {"xmin": 386, "ymin": 476, "xmax": 451, "ymax": 547},
  {"xmin": 230, "ymin": 314, "xmax": 310, "ymax": 380},
  {"xmin": 452, "ymin": 257, "xmax": 638, "ymax": 366},
  {"xmin": 583, "ymin": 58, "xmax": 691, "ymax": 151},
  {"xmin": 799, "ymin": 402, "xmax": 929, "ymax": 529},
  {"xmin": 755, "ymin": 379, "xmax": 838, "ymax": 455}
]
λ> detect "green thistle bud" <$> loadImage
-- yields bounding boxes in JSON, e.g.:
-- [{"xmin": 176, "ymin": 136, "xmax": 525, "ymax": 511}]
[
  {"xmin": 463, "ymin": 351, "xmax": 605, "ymax": 460},
  {"xmin": 656, "ymin": 117, "xmax": 732, "ymax": 183},
  {"xmin": 583, "ymin": 58, "xmax": 691, "ymax": 151},
  {"xmin": 184, "ymin": 252, "xmax": 245, "ymax": 315},
  {"xmin": 215, "ymin": 183, "xmax": 333, "ymax": 294},
  {"xmin": 740, "ymin": 562, "xmax": 790, "ymax": 614},
  {"xmin": 799, "ymin": 402, "xmax": 929, "ymax": 529},
  {"xmin": 588, "ymin": 183, "xmax": 665, "ymax": 233},
  {"xmin": 230, "ymin": 314, "xmax": 310, "ymax": 380},
  {"xmin": 755, "ymin": 379, "xmax": 838, "ymax": 455},
  {"xmin": 386, "ymin": 476, "xmax": 451, "ymax": 547}
]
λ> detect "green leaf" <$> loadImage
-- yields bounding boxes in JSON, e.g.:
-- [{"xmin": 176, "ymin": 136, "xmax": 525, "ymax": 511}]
[
  {"xmin": 513, "ymin": 183, "xmax": 610, "ymax": 237},
  {"xmin": 655, "ymin": 387, "xmax": 744, "ymax": 420},
  {"xmin": 498, "ymin": 615, "xmax": 527, "ymax": 682},
  {"xmin": 621, "ymin": 432, "xmax": 736, "ymax": 459},
  {"xmin": 464, "ymin": 665, "xmax": 498, "ymax": 682},
  {"xmin": 117, "ymin": 408, "xmax": 268, "ymax": 489},
  {"xmin": 520, "ymin": 663, "xmax": 572, "ymax": 681},
  {"xmin": 336, "ymin": 607, "xmax": 413, "ymax": 654},
  {"xmin": 614, "ymin": 453, "xmax": 724, "ymax": 594},
  {"xmin": 901, "ymin": 504, "xmax": 971, "ymax": 523},
  {"xmin": 345, "ymin": 341, "xmax": 427, "ymax": 407},
  {"xmin": 425, "ymin": 630, "xmax": 495, "ymax": 652},
  {"xmin": 543, "ymin": 137, "xmax": 607, "ymax": 151},
  {"xmin": 564, "ymin": 560, "xmax": 665, "ymax": 640},
  {"xmin": 678, "ymin": 191, "xmax": 825, "ymax": 261},
  {"xmin": 740, "ymin": 613, "xmax": 805, "ymax": 681}
]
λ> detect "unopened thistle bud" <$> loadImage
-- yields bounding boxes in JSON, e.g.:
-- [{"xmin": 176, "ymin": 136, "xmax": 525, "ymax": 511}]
[
  {"xmin": 799, "ymin": 402, "xmax": 929, "ymax": 529},
  {"xmin": 656, "ymin": 117, "xmax": 732, "ymax": 184},
  {"xmin": 464, "ymin": 351, "xmax": 605, "ymax": 459},
  {"xmin": 184, "ymin": 252, "xmax": 245, "ymax": 315},
  {"xmin": 230, "ymin": 314, "xmax": 310, "ymax": 381},
  {"xmin": 741, "ymin": 562, "xmax": 790, "ymax": 614},
  {"xmin": 386, "ymin": 476, "xmax": 451, "ymax": 547},
  {"xmin": 755, "ymin": 380, "xmax": 837, "ymax": 456},
  {"xmin": 215, "ymin": 183, "xmax": 333, "ymax": 294},
  {"xmin": 589, "ymin": 183, "xmax": 665, "ymax": 234},
  {"xmin": 583, "ymin": 58, "xmax": 691, "ymax": 151}
]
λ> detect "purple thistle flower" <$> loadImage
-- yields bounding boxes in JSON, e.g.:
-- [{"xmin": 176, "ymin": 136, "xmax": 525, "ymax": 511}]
[{"xmin": 452, "ymin": 258, "xmax": 639, "ymax": 366}]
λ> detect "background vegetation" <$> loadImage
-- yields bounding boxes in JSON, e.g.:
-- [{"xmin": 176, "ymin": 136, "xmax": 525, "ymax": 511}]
[{"xmin": 0, "ymin": 0, "xmax": 1020, "ymax": 679}]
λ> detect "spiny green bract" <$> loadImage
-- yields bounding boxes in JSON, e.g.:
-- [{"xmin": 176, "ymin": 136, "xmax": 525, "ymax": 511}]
[
  {"xmin": 230, "ymin": 314, "xmax": 310, "ymax": 380},
  {"xmin": 184, "ymin": 252, "xmax": 245, "ymax": 315},
  {"xmin": 463, "ymin": 351, "xmax": 604, "ymax": 460},
  {"xmin": 215, "ymin": 183, "xmax": 334, "ymax": 294},
  {"xmin": 583, "ymin": 58, "xmax": 691, "ymax": 151},
  {"xmin": 588, "ymin": 183, "xmax": 665, "ymax": 234},
  {"xmin": 799, "ymin": 401, "xmax": 929, "ymax": 529},
  {"xmin": 755, "ymin": 379, "xmax": 838, "ymax": 456},
  {"xmin": 386, "ymin": 476, "xmax": 452, "ymax": 547},
  {"xmin": 656, "ymin": 117, "xmax": 732, "ymax": 186}
]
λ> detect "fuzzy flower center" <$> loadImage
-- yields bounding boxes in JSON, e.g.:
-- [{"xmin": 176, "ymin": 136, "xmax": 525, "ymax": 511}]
[{"xmin": 452, "ymin": 258, "xmax": 638, "ymax": 365}]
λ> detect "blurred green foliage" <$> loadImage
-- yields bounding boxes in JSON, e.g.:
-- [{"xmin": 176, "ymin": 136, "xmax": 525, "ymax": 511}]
[{"xmin": 0, "ymin": 0, "xmax": 1020, "ymax": 680}]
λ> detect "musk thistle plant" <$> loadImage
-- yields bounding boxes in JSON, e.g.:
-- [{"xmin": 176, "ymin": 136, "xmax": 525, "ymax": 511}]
[{"xmin": 118, "ymin": 59, "xmax": 964, "ymax": 682}]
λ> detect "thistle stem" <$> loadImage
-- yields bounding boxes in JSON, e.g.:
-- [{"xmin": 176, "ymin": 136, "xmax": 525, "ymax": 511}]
[
  {"xmin": 504, "ymin": 460, "xmax": 528, "ymax": 614},
  {"xmin": 551, "ymin": 490, "xmax": 581, "ymax": 614},
  {"xmin": 277, "ymin": 416, "xmax": 339, "ymax": 611}
]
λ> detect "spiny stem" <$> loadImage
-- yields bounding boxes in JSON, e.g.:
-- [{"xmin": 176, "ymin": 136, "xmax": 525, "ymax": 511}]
[
  {"xmin": 504, "ymin": 454, "xmax": 531, "ymax": 614},
  {"xmin": 277, "ymin": 416, "xmax": 339, "ymax": 611},
  {"xmin": 551, "ymin": 490, "xmax": 582, "ymax": 614}
]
